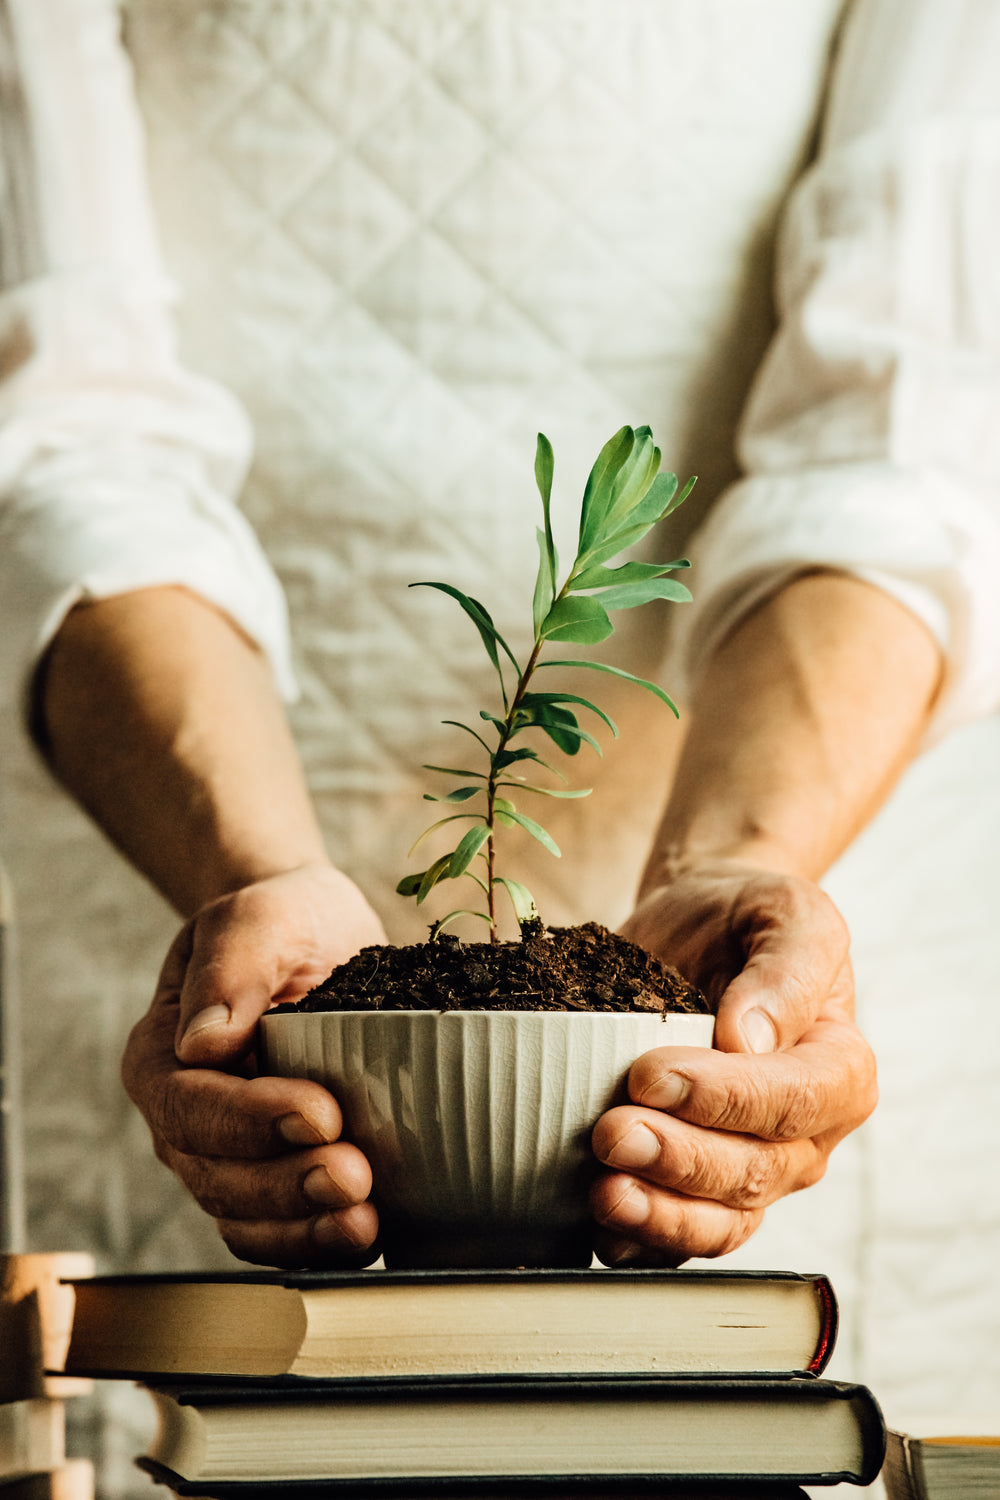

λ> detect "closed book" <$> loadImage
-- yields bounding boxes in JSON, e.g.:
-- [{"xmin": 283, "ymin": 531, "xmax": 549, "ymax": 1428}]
[
  {"xmin": 883, "ymin": 1426, "xmax": 1000, "ymax": 1498},
  {"xmin": 60, "ymin": 1268, "xmax": 836, "ymax": 1381},
  {"xmin": 137, "ymin": 1375, "xmax": 885, "ymax": 1488},
  {"xmin": 0, "ymin": 1400, "xmax": 65, "ymax": 1483}
]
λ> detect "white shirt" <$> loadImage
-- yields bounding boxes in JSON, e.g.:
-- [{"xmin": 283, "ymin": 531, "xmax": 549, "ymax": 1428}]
[{"xmin": 1, "ymin": 0, "xmax": 999, "ymax": 749}]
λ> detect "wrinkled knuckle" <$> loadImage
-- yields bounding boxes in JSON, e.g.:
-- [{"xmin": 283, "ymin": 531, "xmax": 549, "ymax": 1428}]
[
  {"xmin": 701, "ymin": 1073, "xmax": 766, "ymax": 1132},
  {"xmin": 770, "ymin": 1075, "xmax": 824, "ymax": 1141},
  {"xmin": 667, "ymin": 1133, "xmax": 716, "ymax": 1199},
  {"xmin": 156, "ymin": 1075, "xmax": 200, "ymax": 1154},
  {"xmin": 732, "ymin": 1146, "xmax": 784, "ymax": 1210}
]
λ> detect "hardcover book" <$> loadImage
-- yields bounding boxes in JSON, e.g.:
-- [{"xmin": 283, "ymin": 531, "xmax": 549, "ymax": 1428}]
[
  {"xmin": 136, "ymin": 1374, "xmax": 885, "ymax": 1489},
  {"xmin": 60, "ymin": 1267, "xmax": 836, "ymax": 1381},
  {"xmin": 882, "ymin": 1426, "xmax": 1000, "ymax": 1498}
]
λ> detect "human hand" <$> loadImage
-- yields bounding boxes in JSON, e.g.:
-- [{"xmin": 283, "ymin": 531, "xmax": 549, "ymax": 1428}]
[
  {"xmin": 121, "ymin": 863, "xmax": 387, "ymax": 1268},
  {"xmin": 589, "ymin": 860, "xmax": 877, "ymax": 1266}
]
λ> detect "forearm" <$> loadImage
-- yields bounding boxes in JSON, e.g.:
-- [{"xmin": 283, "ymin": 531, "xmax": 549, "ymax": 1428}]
[
  {"xmin": 35, "ymin": 586, "xmax": 327, "ymax": 916},
  {"xmin": 642, "ymin": 571, "xmax": 944, "ymax": 890}
]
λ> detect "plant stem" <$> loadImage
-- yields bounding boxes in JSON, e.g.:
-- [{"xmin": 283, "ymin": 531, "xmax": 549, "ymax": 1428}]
[{"xmin": 483, "ymin": 571, "xmax": 571, "ymax": 938}]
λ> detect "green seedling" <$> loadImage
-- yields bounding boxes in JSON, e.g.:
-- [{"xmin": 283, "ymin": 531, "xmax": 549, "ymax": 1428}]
[{"xmin": 397, "ymin": 425, "xmax": 696, "ymax": 942}]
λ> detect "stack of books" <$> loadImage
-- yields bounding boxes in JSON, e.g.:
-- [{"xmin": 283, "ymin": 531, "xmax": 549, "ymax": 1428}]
[
  {"xmin": 0, "ymin": 1255, "xmax": 94, "ymax": 1500},
  {"xmin": 56, "ymin": 1264, "xmax": 885, "ymax": 1496},
  {"xmin": 55, "ymin": 1264, "xmax": 886, "ymax": 1497}
]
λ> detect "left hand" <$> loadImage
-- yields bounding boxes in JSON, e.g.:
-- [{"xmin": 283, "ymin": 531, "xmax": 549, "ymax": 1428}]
[{"xmin": 589, "ymin": 859, "xmax": 878, "ymax": 1266}]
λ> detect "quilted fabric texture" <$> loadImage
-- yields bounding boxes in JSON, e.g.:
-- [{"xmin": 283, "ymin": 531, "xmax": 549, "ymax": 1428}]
[
  {"xmin": 119, "ymin": 0, "xmax": 844, "ymax": 935},
  {"xmin": 3, "ymin": 3, "xmax": 1000, "ymax": 1497}
]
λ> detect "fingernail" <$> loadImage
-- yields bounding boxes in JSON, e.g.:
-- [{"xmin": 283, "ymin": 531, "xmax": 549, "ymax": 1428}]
[
  {"xmin": 313, "ymin": 1211, "xmax": 369, "ymax": 1251},
  {"xmin": 303, "ymin": 1166, "xmax": 342, "ymax": 1207},
  {"xmin": 181, "ymin": 1004, "xmax": 231, "ymax": 1043},
  {"xmin": 639, "ymin": 1071, "xmax": 689, "ymax": 1110},
  {"xmin": 741, "ymin": 1008, "xmax": 778, "ymax": 1054},
  {"xmin": 606, "ymin": 1180, "xmax": 649, "ymax": 1230},
  {"xmin": 606, "ymin": 1241, "xmax": 647, "ymax": 1267},
  {"xmin": 606, "ymin": 1123, "xmax": 660, "ymax": 1170},
  {"xmin": 278, "ymin": 1113, "xmax": 326, "ymax": 1147}
]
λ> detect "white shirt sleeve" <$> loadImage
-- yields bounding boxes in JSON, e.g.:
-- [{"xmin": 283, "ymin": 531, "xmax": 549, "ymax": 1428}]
[
  {"xmin": 0, "ymin": 0, "xmax": 296, "ymax": 728},
  {"xmin": 670, "ymin": 0, "xmax": 1000, "ymax": 744}
]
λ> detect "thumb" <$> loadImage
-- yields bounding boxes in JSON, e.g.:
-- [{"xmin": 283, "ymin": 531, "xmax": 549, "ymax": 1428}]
[
  {"xmin": 713, "ymin": 924, "xmax": 851, "ymax": 1056},
  {"xmin": 172, "ymin": 903, "xmax": 279, "ymax": 1065}
]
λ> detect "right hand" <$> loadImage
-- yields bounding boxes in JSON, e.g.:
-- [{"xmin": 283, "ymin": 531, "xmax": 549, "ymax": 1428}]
[{"xmin": 122, "ymin": 863, "xmax": 387, "ymax": 1268}]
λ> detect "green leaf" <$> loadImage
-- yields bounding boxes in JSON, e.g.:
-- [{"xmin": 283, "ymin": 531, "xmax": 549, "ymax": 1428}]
[
  {"xmin": 491, "ymin": 877, "xmax": 540, "ymax": 925},
  {"xmin": 527, "ymin": 704, "xmax": 603, "ymax": 757},
  {"xmin": 602, "ymin": 426, "xmax": 661, "ymax": 535},
  {"xmin": 625, "ymin": 468, "xmax": 680, "ymax": 529},
  {"xmin": 412, "ymin": 582, "xmax": 520, "ymax": 678},
  {"xmin": 395, "ymin": 873, "xmax": 425, "ymax": 897},
  {"xmin": 423, "ymin": 764, "xmax": 489, "ymax": 780},
  {"xmin": 430, "ymin": 909, "xmax": 493, "ymax": 938},
  {"xmin": 492, "ymin": 746, "xmax": 567, "ymax": 779},
  {"xmin": 571, "ymin": 558, "xmax": 689, "ymax": 590},
  {"xmin": 408, "ymin": 812, "xmax": 485, "ymax": 857},
  {"xmin": 520, "ymin": 689, "xmax": 618, "ymax": 736},
  {"xmin": 443, "ymin": 720, "xmax": 494, "ymax": 754},
  {"xmin": 535, "ymin": 432, "xmax": 556, "ymax": 587},
  {"xmin": 447, "ymin": 823, "xmax": 492, "ymax": 879},
  {"xmin": 417, "ymin": 853, "xmax": 456, "ymax": 904},
  {"xmin": 423, "ymin": 785, "xmax": 483, "ymax": 804},
  {"xmin": 536, "ymin": 658, "xmax": 680, "ymax": 716},
  {"xmin": 531, "ymin": 526, "xmax": 555, "ymax": 637},
  {"xmin": 493, "ymin": 806, "xmax": 562, "ymax": 857},
  {"xmin": 479, "ymin": 711, "xmax": 510, "ymax": 736},
  {"xmin": 668, "ymin": 473, "xmax": 698, "ymax": 514},
  {"xmin": 588, "ymin": 577, "xmax": 693, "ymax": 611},
  {"xmin": 576, "ymin": 520, "xmax": 657, "ymax": 570},
  {"xmin": 574, "ymin": 471, "xmax": 693, "ymax": 572},
  {"xmin": 497, "ymin": 781, "xmax": 592, "ymax": 799},
  {"xmin": 578, "ymin": 426, "xmax": 634, "ymax": 552},
  {"xmin": 540, "ymin": 594, "xmax": 614, "ymax": 644}
]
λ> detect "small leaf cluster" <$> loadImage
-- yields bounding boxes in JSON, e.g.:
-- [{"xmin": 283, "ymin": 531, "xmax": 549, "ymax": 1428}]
[{"xmin": 397, "ymin": 425, "xmax": 695, "ymax": 942}]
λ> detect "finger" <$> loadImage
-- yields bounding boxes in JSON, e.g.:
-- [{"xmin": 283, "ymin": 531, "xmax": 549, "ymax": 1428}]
[
  {"xmin": 172, "ymin": 896, "xmax": 292, "ymax": 1062},
  {"xmin": 150, "ymin": 1068, "xmax": 347, "ymax": 1159},
  {"xmin": 713, "ymin": 903, "xmax": 853, "ymax": 1055},
  {"xmin": 590, "ymin": 1172, "xmax": 763, "ymax": 1260},
  {"xmin": 593, "ymin": 1104, "xmax": 826, "ymax": 1211},
  {"xmin": 590, "ymin": 1232, "xmax": 688, "ymax": 1270},
  {"xmin": 215, "ymin": 1202, "xmax": 381, "ymax": 1270},
  {"xmin": 161, "ymin": 1140, "xmax": 372, "ymax": 1223},
  {"xmin": 625, "ymin": 1019, "xmax": 878, "ymax": 1143},
  {"xmin": 123, "ymin": 985, "xmax": 349, "ymax": 1157},
  {"xmin": 173, "ymin": 868, "xmax": 388, "ymax": 1065}
]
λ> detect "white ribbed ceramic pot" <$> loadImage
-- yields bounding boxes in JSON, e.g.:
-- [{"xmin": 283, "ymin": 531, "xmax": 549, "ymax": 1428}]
[{"xmin": 259, "ymin": 1009, "xmax": 714, "ymax": 1269}]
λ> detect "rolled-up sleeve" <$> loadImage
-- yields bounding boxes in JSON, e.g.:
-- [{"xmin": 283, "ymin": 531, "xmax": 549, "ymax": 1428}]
[
  {"xmin": 671, "ymin": 0, "xmax": 1000, "ymax": 744},
  {"xmin": 0, "ymin": 0, "xmax": 295, "ymax": 728}
]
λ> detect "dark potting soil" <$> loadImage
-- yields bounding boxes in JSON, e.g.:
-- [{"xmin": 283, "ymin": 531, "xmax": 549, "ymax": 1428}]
[{"xmin": 283, "ymin": 921, "xmax": 710, "ymax": 1016}]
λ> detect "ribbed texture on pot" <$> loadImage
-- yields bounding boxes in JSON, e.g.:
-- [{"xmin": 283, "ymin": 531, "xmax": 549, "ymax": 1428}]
[{"xmin": 260, "ymin": 1010, "xmax": 713, "ymax": 1265}]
